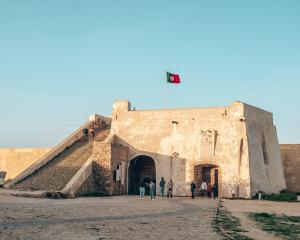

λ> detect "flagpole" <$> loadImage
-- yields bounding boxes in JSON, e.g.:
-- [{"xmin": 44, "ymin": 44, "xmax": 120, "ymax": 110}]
[{"xmin": 165, "ymin": 71, "xmax": 167, "ymax": 109}]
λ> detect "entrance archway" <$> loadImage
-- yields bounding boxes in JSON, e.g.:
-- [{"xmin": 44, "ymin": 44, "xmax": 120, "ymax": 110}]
[
  {"xmin": 194, "ymin": 164, "xmax": 220, "ymax": 197},
  {"xmin": 128, "ymin": 155, "xmax": 156, "ymax": 195}
]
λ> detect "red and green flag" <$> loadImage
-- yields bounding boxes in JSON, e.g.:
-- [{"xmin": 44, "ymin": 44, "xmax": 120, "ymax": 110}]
[{"xmin": 166, "ymin": 72, "xmax": 181, "ymax": 84}]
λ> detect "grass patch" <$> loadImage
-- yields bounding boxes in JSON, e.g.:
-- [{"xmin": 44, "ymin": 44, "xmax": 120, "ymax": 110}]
[
  {"xmin": 250, "ymin": 212, "xmax": 300, "ymax": 240},
  {"xmin": 263, "ymin": 193, "xmax": 298, "ymax": 202},
  {"xmin": 253, "ymin": 190, "xmax": 299, "ymax": 202},
  {"xmin": 213, "ymin": 201, "xmax": 252, "ymax": 240}
]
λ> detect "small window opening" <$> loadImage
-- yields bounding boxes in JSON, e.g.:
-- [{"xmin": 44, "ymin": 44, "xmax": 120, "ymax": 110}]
[{"xmin": 262, "ymin": 134, "xmax": 268, "ymax": 165}]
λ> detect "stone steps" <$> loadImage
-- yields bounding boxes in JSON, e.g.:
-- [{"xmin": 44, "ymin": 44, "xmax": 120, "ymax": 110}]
[
  {"xmin": 13, "ymin": 140, "xmax": 93, "ymax": 191},
  {"xmin": 12, "ymin": 128, "xmax": 111, "ymax": 192}
]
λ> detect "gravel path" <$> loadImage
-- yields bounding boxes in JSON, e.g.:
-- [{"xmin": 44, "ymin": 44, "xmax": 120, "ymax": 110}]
[{"xmin": 0, "ymin": 195, "xmax": 220, "ymax": 240}]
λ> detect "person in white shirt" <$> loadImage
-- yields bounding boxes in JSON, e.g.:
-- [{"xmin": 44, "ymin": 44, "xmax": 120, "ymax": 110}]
[{"xmin": 200, "ymin": 180, "xmax": 208, "ymax": 197}]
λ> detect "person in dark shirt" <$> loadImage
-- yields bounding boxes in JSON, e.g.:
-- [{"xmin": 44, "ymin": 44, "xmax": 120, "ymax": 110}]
[
  {"xmin": 191, "ymin": 181, "xmax": 196, "ymax": 199},
  {"xmin": 159, "ymin": 177, "xmax": 166, "ymax": 198},
  {"xmin": 83, "ymin": 128, "xmax": 89, "ymax": 141},
  {"xmin": 212, "ymin": 183, "xmax": 218, "ymax": 199},
  {"xmin": 207, "ymin": 183, "xmax": 212, "ymax": 199},
  {"xmin": 138, "ymin": 177, "xmax": 146, "ymax": 199}
]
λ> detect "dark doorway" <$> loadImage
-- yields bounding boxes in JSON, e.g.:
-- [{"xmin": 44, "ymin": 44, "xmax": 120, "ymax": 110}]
[
  {"xmin": 128, "ymin": 155, "xmax": 156, "ymax": 195},
  {"xmin": 194, "ymin": 164, "xmax": 219, "ymax": 196}
]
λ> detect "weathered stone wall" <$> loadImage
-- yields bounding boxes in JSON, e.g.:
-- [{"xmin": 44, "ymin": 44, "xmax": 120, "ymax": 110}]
[
  {"xmin": 111, "ymin": 144, "xmax": 129, "ymax": 195},
  {"xmin": 1, "ymin": 102, "xmax": 286, "ymax": 199},
  {"xmin": 0, "ymin": 148, "xmax": 51, "ymax": 181},
  {"xmin": 109, "ymin": 100, "xmax": 285, "ymax": 198},
  {"xmin": 92, "ymin": 138, "xmax": 129, "ymax": 195},
  {"xmin": 280, "ymin": 144, "xmax": 300, "ymax": 193},
  {"xmin": 76, "ymin": 174, "xmax": 97, "ymax": 196},
  {"xmin": 245, "ymin": 104, "xmax": 286, "ymax": 196},
  {"xmin": 111, "ymin": 101, "xmax": 254, "ymax": 197},
  {"xmin": 92, "ymin": 141, "xmax": 113, "ymax": 195}
]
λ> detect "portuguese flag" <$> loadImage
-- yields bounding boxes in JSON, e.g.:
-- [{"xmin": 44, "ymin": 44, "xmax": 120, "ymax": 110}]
[{"xmin": 166, "ymin": 72, "xmax": 181, "ymax": 84}]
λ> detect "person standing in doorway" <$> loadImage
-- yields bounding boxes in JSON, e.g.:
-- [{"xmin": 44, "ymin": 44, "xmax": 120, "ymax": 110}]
[
  {"xmin": 149, "ymin": 181, "xmax": 156, "ymax": 200},
  {"xmin": 200, "ymin": 180, "xmax": 208, "ymax": 197},
  {"xmin": 191, "ymin": 181, "xmax": 196, "ymax": 199},
  {"xmin": 167, "ymin": 179, "xmax": 174, "ymax": 199},
  {"xmin": 138, "ymin": 177, "xmax": 146, "ymax": 199},
  {"xmin": 159, "ymin": 177, "xmax": 166, "ymax": 198}
]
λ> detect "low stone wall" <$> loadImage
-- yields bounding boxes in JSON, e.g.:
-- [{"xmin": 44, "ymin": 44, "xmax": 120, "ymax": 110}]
[
  {"xmin": 62, "ymin": 158, "xmax": 94, "ymax": 196},
  {"xmin": 0, "ymin": 148, "xmax": 51, "ymax": 181},
  {"xmin": 280, "ymin": 144, "xmax": 300, "ymax": 193}
]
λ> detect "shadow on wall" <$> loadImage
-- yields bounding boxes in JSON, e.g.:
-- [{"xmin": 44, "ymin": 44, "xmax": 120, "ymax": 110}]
[
  {"xmin": 90, "ymin": 134, "xmax": 189, "ymax": 196},
  {"xmin": 82, "ymin": 134, "xmax": 250, "ymax": 198},
  {"xmin": 115, "ymin": 135, "xmax": 251, "ymax": 198}
]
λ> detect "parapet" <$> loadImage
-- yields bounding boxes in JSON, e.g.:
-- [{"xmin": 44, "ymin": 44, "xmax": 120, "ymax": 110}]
[{"xmin": 113, "ymin": 100, "xmax": 131, "ymax": 115}]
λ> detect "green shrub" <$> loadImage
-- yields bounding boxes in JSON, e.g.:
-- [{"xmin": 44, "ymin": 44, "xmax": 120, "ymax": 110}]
[
  {"xmin": 263, "ymin": 192, "xmax": 297, "ymax": 202},
  {"xmin": 253, "ymin": 191, "xmax": 298, "ymax": 202}
]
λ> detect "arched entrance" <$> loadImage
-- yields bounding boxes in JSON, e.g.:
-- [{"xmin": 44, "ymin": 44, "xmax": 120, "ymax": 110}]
[
  {"xmin": 194, "ymin": 164, "xmax": 220, "ymax": 197},
  {"xmin": 128, "ymin": 155, "xmax": 156, "ymax": 195}
]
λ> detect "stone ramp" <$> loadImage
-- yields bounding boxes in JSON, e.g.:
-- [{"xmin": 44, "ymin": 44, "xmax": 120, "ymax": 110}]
[
  {"xmin": 12, "ymin": 140, "xmax": 93, "ymax": 191},
  {"xmin": 11, "ymin": 127, "xmax": 111, "ymax": 194},
  {"xmin": 3, "ymin": 114, "xmax": 112, "ymax": 198}
]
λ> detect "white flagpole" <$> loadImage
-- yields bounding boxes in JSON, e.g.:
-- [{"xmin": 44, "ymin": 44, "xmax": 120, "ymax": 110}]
[{"xmin": 165, "ymin": 71, "xmax": 167, "ymax": 109}]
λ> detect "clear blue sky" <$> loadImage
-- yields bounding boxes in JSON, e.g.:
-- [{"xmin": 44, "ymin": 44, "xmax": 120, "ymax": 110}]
[{"xmin": 0, "ymin": 1, "xmax": 299, "ymax": 147}]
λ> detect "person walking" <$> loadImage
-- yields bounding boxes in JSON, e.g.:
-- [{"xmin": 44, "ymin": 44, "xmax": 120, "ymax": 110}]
[
  {"xmin": 191, "ymin": 181, "xmax": 196, "ymax": 199},
  {"xmin": 138, "ymin": 177, "xmax": 146, "ymax": 199},
  {"xmin": 159, "ymin": 177, "xmax": 166, "ymax": 198},
  {"xmin": 167, "ymin": 179, "xmax": 174, "ymax": 199},
  {"xmin": 89, "ymin": 128, "xmax": 95, "ymax": 141},
  {"xmin": 149, "ymin": 181, "xmax": 156, "ymax": 200},
  {"xmin": 82, "ymin": 128, "xmax": 89, "ymax": 142},
  {"xmin": 200, "ymin": 180, "xmax": 208, "ymax": 197}
]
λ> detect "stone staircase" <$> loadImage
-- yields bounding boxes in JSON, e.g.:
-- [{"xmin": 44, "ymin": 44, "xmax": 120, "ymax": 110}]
[
  {"xmin": 12, "ymin": 128, "xmax": 111, "ymax": 192},
  {"xmin": 13, "ymin": 140, "xmax": 92, "ymax": 191}
]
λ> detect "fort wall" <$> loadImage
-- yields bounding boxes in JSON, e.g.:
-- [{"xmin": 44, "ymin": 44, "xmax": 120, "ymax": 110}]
[
  {"xmin": 0, "ymin": 101, "xmax": 289, "ymax": 199},
  {"xmin": 0, "ymin": 148, "xmax": 51, "ymax": 181},
  {"xmin": 245, "ymin": 104, "xmax": 286, "ymax": 196},
  {"xmin": 111, "ymin": 100, "xmax": 253, "ymax": 197},
  {"xmin": 109, "ymin": 100, "xmax": 286, "ymax": 198},
  {"xmin": 280, "ymin": 144, "xmax": 300, "ymax": 193}
]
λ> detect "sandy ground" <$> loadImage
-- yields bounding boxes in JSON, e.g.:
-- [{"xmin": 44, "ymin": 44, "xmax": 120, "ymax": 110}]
[
  {"xmin": 0, "ymin": 195, "xmax": 220, "ymax": 240},
  {"xmin": 1, "ymin": 194, "xmax": 299, "ymax": 240},
  {"xmin": 222, "ymin": 199, "xmax": 300, "ymax": 240}
]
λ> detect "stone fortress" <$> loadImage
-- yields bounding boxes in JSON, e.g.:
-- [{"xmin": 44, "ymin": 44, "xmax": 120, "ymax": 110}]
[{"xmin": 1, "ymin": 100, "xmax": 299, "ymax": 198}]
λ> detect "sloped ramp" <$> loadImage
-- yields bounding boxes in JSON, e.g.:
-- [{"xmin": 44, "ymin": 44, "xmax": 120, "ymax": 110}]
[
  {"xmin": 12, "ymin": 139, "xmax": 93, "ymax": 191},
  {"xmin": 5, "ymin": 114, "xmax": 112, "ymax": 198}
]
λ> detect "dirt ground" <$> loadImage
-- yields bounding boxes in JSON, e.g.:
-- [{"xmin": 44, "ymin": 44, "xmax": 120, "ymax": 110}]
[
  {"xmin": 222, "ymin": 199, "xmax": 300, "ymax": 240},
  {"xmin": 0, "ymin": 195, "xmax": 220, "ymax": 240},
  {"xmin": 0, "ymin": 194, "xmax": 299, "ymax": 240}
]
